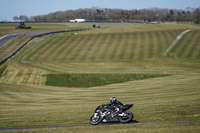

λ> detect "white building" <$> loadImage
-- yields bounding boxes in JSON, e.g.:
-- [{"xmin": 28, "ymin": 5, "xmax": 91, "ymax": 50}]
[{"xmin": 69, "ymin": 19, "xmax": 85, "ymax": 23}]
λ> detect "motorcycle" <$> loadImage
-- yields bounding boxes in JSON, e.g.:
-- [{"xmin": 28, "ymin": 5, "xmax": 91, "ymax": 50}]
[{"xmin": 89, "ymin": 104, "xmax": 134, "ymax": 125}]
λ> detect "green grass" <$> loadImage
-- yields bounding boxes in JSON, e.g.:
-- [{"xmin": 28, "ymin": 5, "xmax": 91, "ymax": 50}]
[
  {"xmin": 0, "ymin": 23, "xmax": 200, "ymax": 132},
  {"xmin": 0, "ymin": 23, "xmax": 67, "ymax": 37},
  {"xmin": 1, "ymin": 122, "xmax": 199, "ymax": 133},
  {"xmin": 20, "ymin": 30, "xmax": 182, "ymax": 62},
  {"xmin": 168, "ymin": 30, "xmax": 200, "ymax": 59},
  {"xmin": 0, "ymin": 22, "xmax": 117, "ymax": 37},
  {"xmin": 0, "ymin": 72, "xmax": 200, "ymax": 130},
  {"xmin": 0, "ymin": 35, "xmax": 31, "ymax": 61},
  {"xmin": 0, "ymin": 64, "xmax": 7, "ymax": 77},
  {"xmin": 45, "ymin": 73, "xmax": 170, "ymax": 88}
]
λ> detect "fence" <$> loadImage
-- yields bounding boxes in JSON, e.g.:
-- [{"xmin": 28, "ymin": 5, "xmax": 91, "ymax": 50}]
[{"xmin": 0, "ymin": 28, "xmax": 89, "ymax": 65}]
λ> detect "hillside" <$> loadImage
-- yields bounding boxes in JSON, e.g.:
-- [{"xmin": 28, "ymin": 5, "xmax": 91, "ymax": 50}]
[{"xmin": 0, "ymin": 23, "xmax": 200, "ymax": 132}]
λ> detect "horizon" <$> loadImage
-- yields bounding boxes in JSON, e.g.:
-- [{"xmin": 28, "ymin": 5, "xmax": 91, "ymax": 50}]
[{"xmin": 1, "ymin": 0, "xmax": 200, "ymax": 21}]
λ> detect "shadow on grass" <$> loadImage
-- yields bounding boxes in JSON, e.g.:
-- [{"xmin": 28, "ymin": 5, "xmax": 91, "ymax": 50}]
[
  {"xmin": 101, "ymin": 120, "xmax": 139, "ymax": 125},
  {"xmin": 130, "ymin": 120, "xmax": 139, "ymax": 123}
]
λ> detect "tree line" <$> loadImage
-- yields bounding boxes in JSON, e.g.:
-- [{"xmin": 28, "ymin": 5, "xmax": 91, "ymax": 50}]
[{"xmin": 13, "ymin": 7, "xmax": 200, "ymax": 24}]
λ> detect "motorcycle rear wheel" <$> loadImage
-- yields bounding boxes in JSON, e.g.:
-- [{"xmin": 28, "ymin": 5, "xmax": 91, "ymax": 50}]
[
  {"xmin": 118, "ymin": 111, "xmax": 133, "ymax": 123},
  {"xmin": 89, "ymin": 113, "xmax": 102, "ymax": 125}
]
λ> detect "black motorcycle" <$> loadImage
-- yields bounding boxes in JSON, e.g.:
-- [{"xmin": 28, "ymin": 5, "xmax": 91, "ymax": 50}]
[{"xmin": 89, "ymin": 104, "xmax": 134, "ymax": 125}]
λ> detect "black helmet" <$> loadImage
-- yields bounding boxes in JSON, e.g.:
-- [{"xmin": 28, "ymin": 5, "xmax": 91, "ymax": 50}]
[{"xmin": 110, "ymin": 97, "xmax": 118, "ymax": 104}]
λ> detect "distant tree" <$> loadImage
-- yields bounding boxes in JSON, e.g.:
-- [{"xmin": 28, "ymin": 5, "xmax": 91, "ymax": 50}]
[
  {"xmin": 19, "ymin": 15, "xmax": 29, "ymax": 21},
  {"xmin": 176, "ymin": 12, "xmax": 182, "ymax": 22},
  {"xmin": 193, "ymin": 8, "xmax": 200, "ymax": 24},
  {"xmin": 167, "ymin": 10, "xmax": 175, "ymax": 21},
  {"xmin": 29, "ymin": 16, "xmax": 35, "ymax": 21},
  {"xmin": 13, "ymin": 16, "xmax": 19, "ymax": 21},
  {"xmin": 31, "ymin": 7, "xmax": 199, "ymax": 22}
]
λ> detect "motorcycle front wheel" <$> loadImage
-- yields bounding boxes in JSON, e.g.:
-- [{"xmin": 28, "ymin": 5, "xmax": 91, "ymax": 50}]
[
  {"xmin": 89, "ymin": 113, "xmax": 102, "ymax": 125},
  {"xmin": 118, "ymin": 111, "xmax": 133, "ymax": 123}
]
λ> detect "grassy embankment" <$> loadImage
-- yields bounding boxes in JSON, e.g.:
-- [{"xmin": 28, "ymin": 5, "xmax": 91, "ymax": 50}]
[{"xmin": 0, "ymin": 23, "xmax": 200, "ymax": 132}]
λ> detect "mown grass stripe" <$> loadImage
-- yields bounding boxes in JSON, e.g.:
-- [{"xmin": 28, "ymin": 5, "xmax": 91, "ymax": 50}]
[
  {"xmin": 93, "ymin": 34, "xmax": 107, "ymax": 60},
  {"xmin": 22, "ymin": 69, "xmax": 31, "ymax": 84},
  {"xmin": 118, "ymin": 33, "xmax": 129, "ymax": 60},
  {"xmin": 123, "ymin": 33, "xmax": 133, "ymax": 60},
  {"xmin": 186, "ymin": 31, "xmax": 200, "ymax": 59},
  {"xmin": 57, "ymin": 36, "xmax": 73, "ymax": 61},
  {"xmin": 25, "ymin": 36, "xmax": 53, "ymax": 61},
  {"xmin": 56, "ymin": 36, "xmax": 77, "ymax": 60},
  {"xmin": 104, "ymin": 33, "xmax": 120, "ymax": 61},
  {"xmin": 133, "ymin": 32, "xmax": 142, "ymax": 59},
  {"xmin": 154, "ymin": 31, "xmax": 162, "ymax": 57},
  {"xmin": 44, "ymin": 36, "xmax": 67, "ymax": 61},
  {"xmin": 7, "ymin": 67, "xmax": 20, "ymax": 84},
  {"xmin": 1, "ymin": 66, "xmax": 11, "ymax": 83},
  {"xmin": 110, "ymin": 33, "xmax": 123, "ymax": 60},
  {"xmin": 95, "ymin": 34, "xmax": 111, "ymax": 60},
  {"xmin": 119, "ymin": 33, "xmax": 132, "ymax": 60},
  {"xmin": 144, "ymin": 32, "xmax": 150, "ymax": 58},
  {"xmin": 151, "ymin": 32, "xmax": 158, "ymax": 58},
  {"xmin": 78, "ymin": 34, "xmax": 99, "ymax": 61},
  {"xmin": 129, "ymin": 32, "xmax": 138, "ymax": 60},
  {"xmin": 103, "ymin": 33, "xmax": 117, "ymax": 61},
  {"xmin": 164, "ymin": 30, "xmax": 174, "ymax": 49},
  {"xmin": 183, "ymin": 31, "xmax": 199, "ymax": 58},
  {"xmin": 139, "ymin": 32, "xmax": 146, "ymax": 59},
  {"xmin": 161, "ymin": 30, "xmax": 177, "ymax": 56},
  {"xmin": 16, "ymin": 69, "xmax": 25, "ymax": 84},
  {"xmin": 158, "ymin": 31, "xmax": 165, "ymax": 57},
  {"xmin": 26, "ymin": 68, "xmax": 40, "ymax": 85},
  {"xmin": 70, "ymin": 34, "xmax": 92, "ymax": 61},
  {"xmin": 36, "ymin": 36, "xmax": 60, "ymax": 61},
  {"xmin": 100, "ymin": 34, "xmax": 114, "ymax": 60},
  {"xmin": 90, "ymin": 34, "xmax": 105, "ymax": 61},
  {"xmin": 114, "ymin": 33, "xmax": 127, "ymax": 60},
  {"xmin": 83, "ymin": 35, "xmax": 101, "ymax": 61},
  {"xmin": 177, "ymin": 32, "xmax": 195, "ymax": 58},
  {"xmin": 46, "ymin": 35, "xmax": 71, "ymax": 61},
  {"xmin": 63, "ymin": 35, "xmax": 85, "ymax": 60},
  {"xmin": 29, "ymin": 35, "xmax": 57, "ymax": 61},
  {"xmin": 160, "ymin": 31, "xmax": 170, "ymax": 54},
  {"xmin": 170, "ymin": 30, "xmax": 182, "ymax": 49},
  {"xmin": 172, "ymin": 31, "xmax": 192, "ymax": 57},
  {"xmin": 148, "ymin": 32, "xmax": 154, "ymax": 58},
  {"xmin": 191, "ymin": 31, "xmax": 200, "ymax": 59}
]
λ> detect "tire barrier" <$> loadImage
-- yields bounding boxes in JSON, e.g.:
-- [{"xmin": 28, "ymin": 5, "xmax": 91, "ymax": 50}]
[{"xmin": 0, "ymin": 28, "xmax": 89, "ymax": 65}]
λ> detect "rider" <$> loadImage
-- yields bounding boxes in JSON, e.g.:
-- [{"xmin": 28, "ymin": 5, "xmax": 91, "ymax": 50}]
[{"xmin": 102, "ymin": 97, "xmax": 124, "ymax": 113}]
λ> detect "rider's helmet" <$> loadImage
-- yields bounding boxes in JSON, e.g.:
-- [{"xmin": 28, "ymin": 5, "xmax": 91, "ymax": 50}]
[{"xmin": 110, "ymin": 97, "xmax": 118, "ymax": 104}]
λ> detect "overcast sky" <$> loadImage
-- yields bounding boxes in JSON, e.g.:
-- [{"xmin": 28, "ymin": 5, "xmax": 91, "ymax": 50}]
[{"xmin": 1, "ymin": 0, "xmax": 200, "ymax": 21}]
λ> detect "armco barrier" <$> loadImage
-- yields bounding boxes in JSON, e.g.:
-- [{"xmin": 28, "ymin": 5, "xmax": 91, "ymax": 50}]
[{"xmin": 0, "ymin": 28, "xmax": 89, "ymax": 65}]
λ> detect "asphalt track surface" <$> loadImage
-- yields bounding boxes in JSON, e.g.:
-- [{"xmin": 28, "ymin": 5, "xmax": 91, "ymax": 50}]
[
  {"xmin": 0, "ymin": 32, "xmax": 49, "ymax": 47},
  {"xmin": 0, "ymin": 119, "xmax": 199, "ymax": 131}
]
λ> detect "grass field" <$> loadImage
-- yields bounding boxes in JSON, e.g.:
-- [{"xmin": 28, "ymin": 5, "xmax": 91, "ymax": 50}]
[
  {"xmin": 0, "ymin": 23, "xmax": 93, "ymax": 37},
  {"xmin": 168, "ymin": 30, "xmax": 200, "ymax": 59},
  {"xmin": 0, "ymin": 35, "xmax": 31, "ymax": 61},
  {"xmin": 0, "ymin": 23, "xmax": 200, "ymax": 132},
  {"xmin": 45, "ymin": 73, "xmax": 170, "ymax": 87}
]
